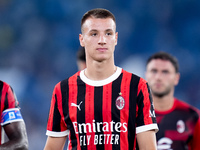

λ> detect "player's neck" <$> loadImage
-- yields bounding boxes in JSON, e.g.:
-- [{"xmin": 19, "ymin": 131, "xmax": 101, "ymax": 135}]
[
  {"xmin": 85, "ymin": 59, "xmax": 117, "ymax": 81},
  {"xmin": 153, "ymin": 94, "xmax": 175, "ymax": 112}
]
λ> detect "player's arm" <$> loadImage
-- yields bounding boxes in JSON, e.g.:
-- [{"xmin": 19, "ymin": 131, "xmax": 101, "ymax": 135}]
[
  {"xmin": 189, "ymin": 116, "xmax": 200, "ymax": 149},
  {"xmin": 136, "ymin": 78, "xmax": 158, "ymax": 150},
  {"xmin": 137, "ymin": 130, "xmax": 157, "ymax": 150},
  {"xmin": 0, "ymin": 121, "xmax": 28, "ymax": 150},
  {"xmin": 44, "ymin": 82, "xmax": 69, "ymax": 150},
  {"xmin": 44, "ymin": 136, "xmax": 67, "ymax": 150}
]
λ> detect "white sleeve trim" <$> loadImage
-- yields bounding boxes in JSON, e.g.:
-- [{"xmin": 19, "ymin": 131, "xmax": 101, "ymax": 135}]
[
  {"xmin": 46, "ymin": 130, "xmax": 70, "ymax": 137},
  {"xmin": 1, "ymin": 119, "xmax": 23, "ymax": 126},
  {"xmin": 136, "ymin": 123, "xmax": 159, "ymax": 134}
]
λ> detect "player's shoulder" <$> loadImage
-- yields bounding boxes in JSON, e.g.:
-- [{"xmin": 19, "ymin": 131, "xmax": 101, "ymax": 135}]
[
  {"xmin": 175, "ymin": 98, "xmax": 195, "ymax": 109},
  {"xmin": 54, "ymin": 71, "xmax": 80, "ymax": 89},
  {"xmin": 121, "ymin": 68, "xmax": 143, "ymax": 80},
  {"xmin": 0, "ymin": 80, "xmax": 4, "ymax": 89},
  {"xmin": 0, "ymin": 80, "xmax": 3, "ymax": 85},
  {"xmin": 0, "ymin": 80, "xmax": 11, "ymax": 92},
  {"xmin": 0, "ymin": 80, "xmax": 9, "ymax": 88},
  {"xmin": 175, "ymin": 98, "xmax": 200, "ymax": 115},
  {"xmin": 121, "ymin": 68, "xmax": 147, "ymax": 85}
]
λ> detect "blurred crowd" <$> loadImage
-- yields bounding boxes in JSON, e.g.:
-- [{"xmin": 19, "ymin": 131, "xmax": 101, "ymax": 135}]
[{"xmin": 0, "ymin": 0, "xmax": 200, "ymax": 149}]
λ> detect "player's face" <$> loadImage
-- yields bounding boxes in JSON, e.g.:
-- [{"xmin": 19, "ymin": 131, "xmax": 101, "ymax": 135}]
[
  {"xmin": 79, "ymin": 17, "xmax": 118, "ymax": 62},
  {"xmin": 145, "ymin": 59, "xmax": 180, "ymax": 97}
]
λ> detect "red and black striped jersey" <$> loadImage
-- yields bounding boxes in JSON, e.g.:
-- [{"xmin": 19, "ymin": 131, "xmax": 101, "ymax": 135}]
[
  {"xmin": 46, "ymin": 67, "xmax": 158, "ymax": 150},
  {"xmin": 0, "ymin": 80, "xmax": 20, "ymax": 144},
  {"xmin": 156, "ymin": 98, "xmax": 200, "ymax": 150}
]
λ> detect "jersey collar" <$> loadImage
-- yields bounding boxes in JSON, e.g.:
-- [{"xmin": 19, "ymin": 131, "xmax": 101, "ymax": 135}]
[{"xmin": 80, "ymin": 67, "xmax": 122, "ymax": 87}]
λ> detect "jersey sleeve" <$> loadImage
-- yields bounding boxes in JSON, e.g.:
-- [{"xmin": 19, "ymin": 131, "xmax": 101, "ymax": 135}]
[
  {"xmin": 3, "ymin": 84, "xmax": 19, "ymax": 110},
  {"xmin": 136, "ymin": 78, "xmax": 158, "ymax": 134},
  {"xmin": 0, "ymin": 82, "xmax": 23, "ymax": 126},
  {"xmin": 189, "ymin": 112, "xmax": 200, "ymax": 149},
  {"xmin": 46, "ymin": 82, "xmax": 69, "ymax": 137}
]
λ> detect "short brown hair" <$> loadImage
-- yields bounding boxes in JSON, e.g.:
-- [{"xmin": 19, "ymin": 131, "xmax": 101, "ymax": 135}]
[
  {"xmin": 81, "ymin": 8, "xmax": 116, "ymax": 33},
  {"xmin": 147, "ymin": 51, "xmax": 179, "ymax": 73}
]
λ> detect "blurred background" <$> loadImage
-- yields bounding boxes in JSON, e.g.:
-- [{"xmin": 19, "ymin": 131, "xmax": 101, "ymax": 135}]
[{"xmin": 0, "ymin": 0, "xmax": 200, "ymax": 149}]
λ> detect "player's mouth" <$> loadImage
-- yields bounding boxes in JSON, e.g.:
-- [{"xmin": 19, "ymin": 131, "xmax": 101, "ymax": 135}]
[
  {"xmin": 154, "ymin": 83, "xmax": 163, "ymax": 89},
  {"xmin": 96, "ymin": 48, "xmax": 108, "ymax": 52}
]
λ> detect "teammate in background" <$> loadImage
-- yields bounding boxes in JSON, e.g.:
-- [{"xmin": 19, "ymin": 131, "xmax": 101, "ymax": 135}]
[
  {"xmin": 145, "ymin": 51, "xmax": 200, "ymax": 150},
  {"xmin": 0, "ymin": 80, "xmax": 28, "ymax": 149},
  {"xmin": 44, "ymin": 8, "xmax": 158, "ymax": 150},
  {"xmin": 76, "ymin": 46, "xmax": 86, "ymax": 71}
]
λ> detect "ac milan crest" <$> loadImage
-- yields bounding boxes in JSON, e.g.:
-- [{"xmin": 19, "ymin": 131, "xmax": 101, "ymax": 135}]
[
  {"xmin": 177, "ymin": 120, "xmax": 185, "ymax": 133},
  {"xmin": 116, "ymin": 96, "xmax": 125, "ymax": 110}
]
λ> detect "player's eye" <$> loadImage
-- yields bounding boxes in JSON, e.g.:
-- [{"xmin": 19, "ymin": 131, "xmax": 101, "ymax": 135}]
[
  {"xmin": 162, "ymin": 70, "xmax": 169, "ymax": 74},
  {"xmin": 151, "ymin": 69, "xmax": 157, "ymax": 74},
  {"xmin": 91, "ymin": 33, "xmax": 97, "ymax": 36},
  {"xmin": 106, "ymin": 32, "xmax": 111, "ymax": 36}
]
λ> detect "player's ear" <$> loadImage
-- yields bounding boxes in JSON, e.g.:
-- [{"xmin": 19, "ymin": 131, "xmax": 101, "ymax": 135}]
[
  {"xmin": 174, "ymin": 72, "xmax": 180, "ymax": 86},
  {"xmin": 115, "ymin": 32, "xmax": 118, "ymax": 46},
  {"xmin": 79, "ymin": 34, "xmax": 84, "ymax": 47}
]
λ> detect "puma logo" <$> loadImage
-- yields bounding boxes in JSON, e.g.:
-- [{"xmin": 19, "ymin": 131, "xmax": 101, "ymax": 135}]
[{"xmin": 71, "ymin": 101, "xmax": 83, "ymax": 111}]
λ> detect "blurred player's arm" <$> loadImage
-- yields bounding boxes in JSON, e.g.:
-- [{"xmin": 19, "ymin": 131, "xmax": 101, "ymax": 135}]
[
  {"xmin": 0, "ymin": 121, "xmax": 28, "ymax": 150},
  {"xmin": 44, "ymin": 136, "xmax": 67, "ymax": 150},
  {"xmin": 189, "ymin": 116, "xmax": 200, "ymax": 149},
  {"xmin": 137, "ymin": 130, "xmax": 157, "ymax": 150}
]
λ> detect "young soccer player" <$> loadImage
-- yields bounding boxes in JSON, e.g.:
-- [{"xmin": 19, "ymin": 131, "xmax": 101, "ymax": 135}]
[{"xmin": 44, "ymin": 8, "xmax": 158, "ymax": 150}]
